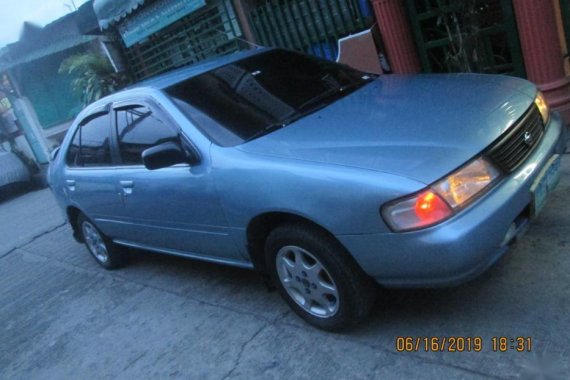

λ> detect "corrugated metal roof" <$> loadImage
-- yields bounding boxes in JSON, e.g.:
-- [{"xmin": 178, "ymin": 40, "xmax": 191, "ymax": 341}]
[
  {"xmin": 76, "ymin": 0, "xmax": 101, "ymax": 35},
  {"xmin": 93, "ymin": 0, "xmax": 146, "ymax": 29},
  {"xmin": 0, "ymin": 35, "xmax": 97, "ymax": 72},
  {"xmin": 0, "ymin": 47, "xmax": 10, "ymax": 68},
  {"xmin": 0, "ymin": 7, "xmax": 100, "ymax": 72}
]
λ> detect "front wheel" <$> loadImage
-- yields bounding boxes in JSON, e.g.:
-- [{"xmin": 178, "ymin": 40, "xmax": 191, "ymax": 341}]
[
  {"xmin": 78, "ymin": 213, "xmax": 126, "ymax": 269},
  {"xmin": 265, "ymin": 224, "xmax": 376, "ymax": 331}
]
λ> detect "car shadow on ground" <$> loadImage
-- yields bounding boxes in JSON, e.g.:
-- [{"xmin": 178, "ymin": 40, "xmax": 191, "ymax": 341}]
[
  {"xmin": 121, "ymin": 242, "xmax": 517, "ymax": 333},
  {"xmin": 371, "ymin": 252, "xmax": 514, "ymax": 314},
  {"xmin": 124, "ymin": 247, "xmax": 259, "ymax": 283},
  {"xmin": 0, "ymin": 183, "xmax": 32, "ymax": 203}
]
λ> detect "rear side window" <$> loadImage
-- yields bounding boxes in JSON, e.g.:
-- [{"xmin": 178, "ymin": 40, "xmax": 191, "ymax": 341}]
[
  {"xmin": 115, "ymin": 106, "xmax": 179, "ymax": 166},
  {"xmin": 66, "ymin": 113, "xmax": 112, "ymax": 167}
]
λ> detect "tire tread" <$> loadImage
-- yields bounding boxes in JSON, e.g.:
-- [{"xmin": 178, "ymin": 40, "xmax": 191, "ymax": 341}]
[{"xmin": 265, "ymin": 223, "xmax": 375, "ymax": 331}]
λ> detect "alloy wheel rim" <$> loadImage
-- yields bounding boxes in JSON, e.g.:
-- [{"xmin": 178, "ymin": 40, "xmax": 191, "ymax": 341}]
[
  {"xmin": 82, "ymin": 222, "xmax": 109, "ymax": 263},
  {"xmin": 276, "ymin": 245, "xmax": 339, "ymax": 318}
]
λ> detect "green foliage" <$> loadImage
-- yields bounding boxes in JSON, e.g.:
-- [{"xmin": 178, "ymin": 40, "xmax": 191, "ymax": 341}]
[{"xmin": 58, "ymin": 53, "xmax": 130, "ymax": 106}]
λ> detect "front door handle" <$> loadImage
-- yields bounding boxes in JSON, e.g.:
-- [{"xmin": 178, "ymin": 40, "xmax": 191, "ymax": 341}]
[
  {"xmin": 66, "ymin": 179, "xmax": 76, "ymax": 191},
  {"xmin": 119, "ymin": 180, "xmax": 134, "ymax": 195}
]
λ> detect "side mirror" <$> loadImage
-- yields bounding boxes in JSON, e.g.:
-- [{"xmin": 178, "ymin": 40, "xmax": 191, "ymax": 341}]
[{"xmin": 142, "ymin": 141, "xmax": 190, "ymax": 170}]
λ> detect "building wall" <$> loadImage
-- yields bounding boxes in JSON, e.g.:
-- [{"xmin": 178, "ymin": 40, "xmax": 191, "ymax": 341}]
[{"xmin": 15, "ymin": 48, "xmax": 85, "ymax": 131}]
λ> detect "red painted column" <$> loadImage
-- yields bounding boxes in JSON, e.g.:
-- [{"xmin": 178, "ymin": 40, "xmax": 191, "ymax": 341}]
[
  {"xmin": 513, "ymin": 0, "xmax": 570, "ymax": 123},
  {"xmin": 371, "ymin": 0, "xmax": 421, "ymax": 74}
]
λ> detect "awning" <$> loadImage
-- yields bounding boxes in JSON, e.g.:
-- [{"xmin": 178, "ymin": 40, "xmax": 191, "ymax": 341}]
[{"xmin": 93, "ymin": 0, "xmax": 146, "ymax": 30}]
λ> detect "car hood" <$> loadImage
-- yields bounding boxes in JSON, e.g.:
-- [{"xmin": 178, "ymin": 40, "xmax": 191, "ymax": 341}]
[{"xmin": 238, "ymin": 74, "xmax": 537, "ymax": 184}]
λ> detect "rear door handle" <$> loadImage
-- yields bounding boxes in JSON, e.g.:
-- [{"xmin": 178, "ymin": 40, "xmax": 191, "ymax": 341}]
[
  {"xmin": 119, "ymin": 180, "xmax": 134, "ymax": 195},
  {"xmin": 120, "ymin": 180, "xmax": 134, "ymax": 188},
  {"xmin": 66, "ymin": 180, "xmax": 76, "ymax": 191}
]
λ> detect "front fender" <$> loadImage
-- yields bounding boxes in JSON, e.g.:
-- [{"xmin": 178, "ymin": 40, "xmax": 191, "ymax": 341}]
[{"xmin": 211, "ymin": 147, "xmax": 426, "ymax": 236}]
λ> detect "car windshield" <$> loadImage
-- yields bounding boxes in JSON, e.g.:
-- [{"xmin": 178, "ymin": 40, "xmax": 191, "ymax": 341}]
[{"xmin": 166, "ymin": 49, "xmax": 375, "ymax": 146}]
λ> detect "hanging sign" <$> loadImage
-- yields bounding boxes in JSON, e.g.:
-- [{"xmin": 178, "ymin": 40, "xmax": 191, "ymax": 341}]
[{"xmin": 119, "ymin": 0, "xmax": 206, "ymax": 48}]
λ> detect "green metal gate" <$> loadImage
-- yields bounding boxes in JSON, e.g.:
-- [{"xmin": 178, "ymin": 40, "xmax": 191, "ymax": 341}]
[
  {"xmin": 561, "ymin": 0, "xmax": 570, "ymax": 54},
  {"xmin": 123, "ymin": 0, "xmax": 244, "ymax": 80},
  {"xmin": 249, "ymin": 0, "xmax": 372, "ymax": 60},
  {"xmin": 405, "ymin": 0, "xmax": 525, "ymax": 77}
]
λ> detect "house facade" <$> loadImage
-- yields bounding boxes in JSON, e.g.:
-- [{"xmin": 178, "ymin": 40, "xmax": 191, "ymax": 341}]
[
  {"xmin": 0, "ymin": 1, "xmax": 111, "ymax": 165},
  {"xmin": 93, "ymin": 0, "xmax": 250, "ymax": 80},
  {"xmin": 94, "ymin": 0, "xmax": 570, "ymax": 122},
  {"xmin": 2, "ymin": 0, "xmax": 569, "ymax": 166},
  {"xmin": 93, "ymin": 0, "xmax": 376, "ymax": 78},
  {"xmin": 370, "ymin": 0, "xmax": 570, "ymax": 123}
]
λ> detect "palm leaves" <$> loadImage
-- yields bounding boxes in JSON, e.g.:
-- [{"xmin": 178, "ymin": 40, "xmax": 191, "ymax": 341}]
[{"xmin": 59, "ymin": 53, "xmax": 130, "ymax": 106}]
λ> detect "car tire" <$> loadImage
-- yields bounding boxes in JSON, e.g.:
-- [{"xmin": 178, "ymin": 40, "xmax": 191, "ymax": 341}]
[
  {"xmin": 265, "ymin": 223, "xmax": 376, "ymax": 331},
  {"xmin": 78, "ymin": 213, "xmax": 126, "ymax": 269}
]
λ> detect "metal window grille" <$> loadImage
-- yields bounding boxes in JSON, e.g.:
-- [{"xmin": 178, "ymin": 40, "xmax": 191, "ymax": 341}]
[
  {"xmin": 250, "ymin": 0, "xmax": 372, "ymax": 61},
  {"xmin": 123, "ymin": 0, "xmax": 244, "ymax": 80},
  {"xmin": 405, "ymin": 0, "xmax": 525, "ymax": 77}
]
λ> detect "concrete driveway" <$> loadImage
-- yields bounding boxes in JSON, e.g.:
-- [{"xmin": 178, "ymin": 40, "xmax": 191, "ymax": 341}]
[{"xmin": 1, "ymin": 156, "xmax": 569, "ymax": 379}]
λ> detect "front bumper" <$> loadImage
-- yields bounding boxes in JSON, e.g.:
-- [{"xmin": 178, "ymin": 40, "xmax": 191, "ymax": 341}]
[{"xmin": 338, "ymin": 113, "xmax": 567, "ymax": 287}]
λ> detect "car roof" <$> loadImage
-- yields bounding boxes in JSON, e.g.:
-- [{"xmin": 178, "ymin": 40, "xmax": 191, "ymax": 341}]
[
  {"xmin": 128, "ymin": 47, "xmax": 273, "ymax": 91},
  {"xmin": 78, "ymin": 47, "xmax": 276, "ymax": 121}
]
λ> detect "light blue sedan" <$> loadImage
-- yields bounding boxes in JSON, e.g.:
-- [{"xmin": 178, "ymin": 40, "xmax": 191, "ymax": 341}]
[{"xmin": 48, "ymin": 48, "xmax": 567, "ymax": 330}]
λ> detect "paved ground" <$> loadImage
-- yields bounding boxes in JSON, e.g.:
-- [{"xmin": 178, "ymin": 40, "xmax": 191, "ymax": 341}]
[
  {"xmin": 1, "ymin": 156, "xmax": 570, "ymax": 379},
  {"xmin": 0, "ymin": 188, "xmax": 65, "ymax": 258}
]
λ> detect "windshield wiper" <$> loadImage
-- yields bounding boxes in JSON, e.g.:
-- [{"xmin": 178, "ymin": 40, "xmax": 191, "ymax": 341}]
[
  {"xmin": 243, "ymin": 110, "xmax": 313, "ymax": 142},
  {"xmin": 297, "ymin": 79, "xmax": 372, "ymax": 112},
  {"xmin": 244, "ymin": 100, "xmax": 338, "ymax": 143},
  {"xmin": 244, "ymin": 123, "xmax": 286, "ymax": 142},
  {"xmin": 244, "ymin": 78, "xmax": 373, "ymax": 143}
]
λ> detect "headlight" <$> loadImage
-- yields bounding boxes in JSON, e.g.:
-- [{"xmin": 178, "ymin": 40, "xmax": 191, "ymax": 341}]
[
  {"xmin": 432, "ymin": 157, "xmax": 501, "ymax": 209},
  {"xmin": 382, "ymin": 157, "xmax": 501, "ymax": 232},
  {"xmin": 534, "ymin": 91, "xmax": 550, "ymax": 124}
]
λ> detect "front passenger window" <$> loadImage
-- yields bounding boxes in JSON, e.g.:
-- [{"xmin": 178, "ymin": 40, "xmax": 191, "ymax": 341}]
[{"xmin": 115, "ymin": 106, "xmax": 179, "ymax": 166}]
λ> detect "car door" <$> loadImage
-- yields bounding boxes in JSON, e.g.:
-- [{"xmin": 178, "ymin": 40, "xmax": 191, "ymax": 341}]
[
  {"xmin": 110, "ymin": 101, "xmax": 241, "ymax": 261},
  {"xmin": 64, "ymin": 108, "xmax": 124, "ymax": 238}
]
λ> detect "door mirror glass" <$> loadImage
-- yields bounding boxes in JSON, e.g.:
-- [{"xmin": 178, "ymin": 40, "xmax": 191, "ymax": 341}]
[{"xmin": 142, "ymin": 142, "xmax": 188, "ymax": 170}]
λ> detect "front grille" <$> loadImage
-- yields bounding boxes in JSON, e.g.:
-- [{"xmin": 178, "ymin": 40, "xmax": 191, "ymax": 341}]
[{"xmin": 486, "ymin": 105, "xmax": 544, "ymax": 173}]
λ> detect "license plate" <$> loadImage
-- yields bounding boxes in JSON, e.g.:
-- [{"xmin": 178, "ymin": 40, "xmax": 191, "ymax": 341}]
[{"xmin": 530, "ymin": 154, "xmax": 561, "ymax": 217}]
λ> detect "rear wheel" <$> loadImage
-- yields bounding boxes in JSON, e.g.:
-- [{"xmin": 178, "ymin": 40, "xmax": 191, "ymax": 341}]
[
  {"xmin": 78, "ymin": 213, "xmax": 126, "ymax": 269},
  {"xmin": 265, "ymin": 224, "xmax": 375, "ymax": 331}
]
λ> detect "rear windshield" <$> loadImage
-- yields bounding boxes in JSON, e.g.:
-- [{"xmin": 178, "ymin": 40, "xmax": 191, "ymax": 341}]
[{"xmin": 166, "ymin": 49, "xmax": 375, "ymax": 146}]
